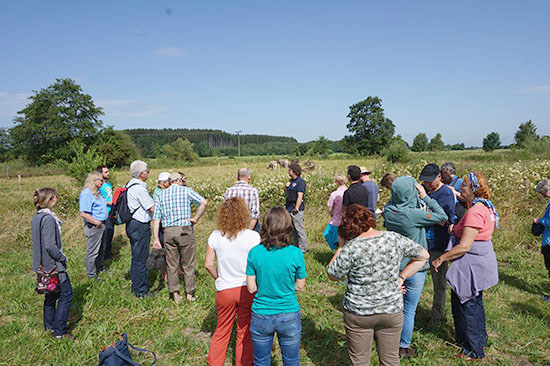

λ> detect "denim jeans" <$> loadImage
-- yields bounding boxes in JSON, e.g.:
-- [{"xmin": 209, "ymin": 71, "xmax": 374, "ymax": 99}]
[
  {"xmin": 126, "ymin": 219, "xmax": 150, "ymax": 296},
  {"xmin": 250, "ymin": 311, "xmax": 301, "ymax": 366},
  {"xmin": 451, "ymin": 290, "xmax": 487, "ymax": 359},
  {"xmin": 44, "ymin": 275, "xmax": 73, "ymax": 336},
  {"xmin": 400, "ymin": 270, "xmax": 426, "ymax": 348}
]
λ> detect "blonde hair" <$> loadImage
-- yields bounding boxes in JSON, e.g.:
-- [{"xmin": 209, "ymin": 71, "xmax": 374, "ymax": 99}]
[
  {"xmin": 83, "ymin": 171, "xmax": 102, "ymax": 198},
  {"xmin": 33, "ymin": 188, "xmax": 58, "ymax": 209},
  {"xmin": 335, "ymin": 174, "xmax": 346, "ymax": 186}
]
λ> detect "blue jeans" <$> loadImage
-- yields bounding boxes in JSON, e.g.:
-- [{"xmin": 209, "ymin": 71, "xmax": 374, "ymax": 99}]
[
  {"xmin": 451, "ymin": 290, "xmax": 487, "ymax": 359},
  {"xmin": 126, "ymin": 219, "xmax": 150, "ymax": 296},
  {"xmin": 44, "ymin": 275, "xmax": 73, "ymax": 336},
  {"xmin": 250, "ymin": 311, "xmax": 301, "ymax": 366},
  {"xmin": 400, "ymin": 270, "xmax": 426, "ymax": 348}
]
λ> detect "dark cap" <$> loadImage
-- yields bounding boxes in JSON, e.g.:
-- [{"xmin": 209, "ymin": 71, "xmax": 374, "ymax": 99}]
[{"xmin": 419, "ymin": 164, "xmax": 440, "ymax": 182}]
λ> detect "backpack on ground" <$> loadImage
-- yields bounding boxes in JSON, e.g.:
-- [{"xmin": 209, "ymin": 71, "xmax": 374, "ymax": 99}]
[{"xmin": 112, "ymin": 183, "xmax": 139, "ymax": 225}]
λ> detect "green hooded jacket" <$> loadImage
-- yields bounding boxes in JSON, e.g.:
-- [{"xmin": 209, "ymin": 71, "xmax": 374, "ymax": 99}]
[{"xmin": 383, "ymin": 176, "xmax": 447, "ymax": 270}]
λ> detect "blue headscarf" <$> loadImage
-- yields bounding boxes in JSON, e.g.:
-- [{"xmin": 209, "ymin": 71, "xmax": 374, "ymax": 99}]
[{"xmin": 468, "ymin": 172, "xmax": 500, "ymax": 229}]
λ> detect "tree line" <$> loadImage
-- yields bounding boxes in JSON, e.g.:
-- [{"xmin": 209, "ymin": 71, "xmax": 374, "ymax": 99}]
[{"xmin": 1, "ymin": 78, "xmax": 547, "ymax": 168}]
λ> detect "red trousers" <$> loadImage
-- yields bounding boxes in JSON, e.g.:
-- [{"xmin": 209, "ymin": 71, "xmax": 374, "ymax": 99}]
[{"xmin": 207, "ymin": 286, "xmax": 255, "ymax": 366}]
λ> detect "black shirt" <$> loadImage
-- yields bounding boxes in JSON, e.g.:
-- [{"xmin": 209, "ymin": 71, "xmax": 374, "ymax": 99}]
[{"xmin": 342, "ymin": 182, "xmax": 369, "ymax": 208}]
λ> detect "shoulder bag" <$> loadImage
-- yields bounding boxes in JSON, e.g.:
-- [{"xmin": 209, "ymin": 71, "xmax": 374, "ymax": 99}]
[
  {"xmin": 35, "ymin": 215, "xmax": 60, "ymax": 295},
  {"xmin": 98, "ymin": 332, "xmax": 156, "ymax": 366}
]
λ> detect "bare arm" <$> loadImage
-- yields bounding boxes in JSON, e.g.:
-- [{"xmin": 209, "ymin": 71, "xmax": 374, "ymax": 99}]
[
  {"xmin": 204, "ymin": 246, "xmax": 218, "ymax": 280},
  {"xmin": 152, "ymin": 219, "xmax": 162, "ymax": 249},
  {"xmin": 399, "ymin": 248, "xmax": 429, "ymax": 281},
  {"xmin": 79, "ymin": 212, "xmax": 102, "ymax": 227},
  {"xmin": 248, "ymin": 218, "xmax": 258, "ymax": 230},
  {"xmin": 327, "ymin": 239, "xmax": 345, "ymax": 281},
  {"xmin": 294, "ymin": 192, "xmax": 304, "ymax": 212},
  {"xmin": 246, "ymin": 275, "xmax": 257, "ymax": 294},
  {"xmin": 432, "ymin": 226, "xmax": 479, "ymax": 271},
  {"xmin": 295, "ymin": 278, "xmax": 306, "ymax": 291},
  {"xmin": 190, "ymin": 199, "xmax": 208, "ymax": 225}
]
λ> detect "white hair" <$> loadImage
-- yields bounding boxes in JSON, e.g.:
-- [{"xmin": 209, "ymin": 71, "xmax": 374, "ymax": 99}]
[
  {"xmin": 238, "ymin": 168, "xmax": 251, "ymax": 180},
  {"xmin": 535, "ymin": 179, "xmax": 550, "ymax": 195},
  {"xmin": 130, "ymin": 160, "xmax": 148, "ymax": 179}
]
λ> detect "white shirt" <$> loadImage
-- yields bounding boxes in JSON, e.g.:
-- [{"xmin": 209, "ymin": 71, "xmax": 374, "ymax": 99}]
[
  {"xmin": 208, "ymin": 229, "xmax": 261, "ymax": 291},
  {"xmin": 126, "ymin": 178, "xmax": 155, "ymax": 223}
]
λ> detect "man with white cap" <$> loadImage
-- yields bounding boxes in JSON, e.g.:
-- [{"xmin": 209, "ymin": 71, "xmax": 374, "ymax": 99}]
[
  {"xmin": 152, "ymin": 172, "xmax": 208, "ymax": 303},
  {"xmin": 359, "ymin": 166, "xmax": 379, "ymax": 218},
  {"xmin": 153, "ymin": 172, "xmax": 171, "ymax": 201}
]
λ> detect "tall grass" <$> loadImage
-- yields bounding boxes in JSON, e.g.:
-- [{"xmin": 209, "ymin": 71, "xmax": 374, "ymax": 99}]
[{"xmin": 0, "ymin": 154, "xmax": 549, "ymax": 365}]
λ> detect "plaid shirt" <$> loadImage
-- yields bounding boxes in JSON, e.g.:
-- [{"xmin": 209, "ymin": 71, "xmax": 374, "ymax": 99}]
[
  {"xmin": 224, "ymin": 181, "xmax": 260, "ymax": 220},
  {"xmin": 153, "ymin": 184, "xmax": 204, "ymax": 227}
]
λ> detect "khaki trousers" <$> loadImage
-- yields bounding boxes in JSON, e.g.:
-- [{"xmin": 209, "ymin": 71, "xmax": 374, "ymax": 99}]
[
  {"xmin": 429, "ymin": 250, "xmax": 449, "ymax": 319},
  {"xmin": 343, "ymin": 310, "xmax": 403, "ymax": 366},
  {"xmin": 163, "ymin": 226, "xmax": 196, "ymax": 295}
]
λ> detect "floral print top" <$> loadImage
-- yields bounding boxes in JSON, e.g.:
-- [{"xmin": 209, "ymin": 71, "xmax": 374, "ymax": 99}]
[{"xmin": 327, "ymin": 231, "xmax": 424, "ymax": 316}]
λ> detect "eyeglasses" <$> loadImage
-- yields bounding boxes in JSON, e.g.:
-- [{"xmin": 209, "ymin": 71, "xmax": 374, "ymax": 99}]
[{"xmin": 96, "ymin": 178, "xmax": 105, "ymax": 182}]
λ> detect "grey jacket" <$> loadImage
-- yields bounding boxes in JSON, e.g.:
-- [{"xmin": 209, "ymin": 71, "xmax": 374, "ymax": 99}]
[{"xmin": 31, "ymin": 212, "xmax": 67, "ymax": 275}]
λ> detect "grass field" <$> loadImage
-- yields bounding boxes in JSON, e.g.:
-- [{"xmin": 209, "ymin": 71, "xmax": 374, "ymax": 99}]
[{"xmin": 1, "ymin": 151, "xmax": 549, "ymax": 365}]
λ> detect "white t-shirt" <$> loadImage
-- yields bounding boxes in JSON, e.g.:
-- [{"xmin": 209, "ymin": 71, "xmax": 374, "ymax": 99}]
[{"xmin": 208, "ymin": 229, "xmax": 261, "ymax": 291}]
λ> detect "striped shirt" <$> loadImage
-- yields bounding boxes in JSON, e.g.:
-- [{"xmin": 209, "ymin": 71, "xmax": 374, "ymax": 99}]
[
  {"xmin": 153, "ymin": 184, "xmax": 204, "ymax": 227},
  {"xmin": 126, "ymin": 179, "xmax": 155, "ymax": 223},
  {"xmin": 224, "ymin": 181, "xmax": 260, "ymax": 220}
]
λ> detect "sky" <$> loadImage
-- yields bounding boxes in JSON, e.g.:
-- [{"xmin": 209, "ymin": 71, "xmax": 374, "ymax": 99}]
[{"xmin": 1, "ymin": 1, "xmax": 549, "ymax": 146}]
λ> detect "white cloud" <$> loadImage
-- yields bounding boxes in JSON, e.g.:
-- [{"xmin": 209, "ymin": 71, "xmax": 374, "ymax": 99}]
[
  {"xmin": 154, "ymin": 46, "xmax": 185, "ymax": 57},
  {"xmin": 516, "ymin": 85, "xmax": 550, "ymax": 94},
  {"xmin": 0, "ymin": 92, "xmax": 31, "ymax": 119}
]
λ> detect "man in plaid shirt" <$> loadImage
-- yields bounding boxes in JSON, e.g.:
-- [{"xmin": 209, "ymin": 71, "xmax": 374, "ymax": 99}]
[
  {"xmin": 152, "ymin": 172, "xmax": 208, "ymax": 303},
  {"xmin": 224, "ymin": 168, "xmax": 260, "ymax": 231}
]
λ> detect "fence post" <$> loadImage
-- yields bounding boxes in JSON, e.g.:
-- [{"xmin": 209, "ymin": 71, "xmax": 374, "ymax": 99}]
[
  {"xmin": 18, "ymin": 175, "xmax": 22, "ymax": 199},
  {"xmin": 524, "ymin": 179, "xmax": 530, "ymax": 197},
  {"xmin": 6, "ymin": 165, "xmax": 9, "ymax": 179}
]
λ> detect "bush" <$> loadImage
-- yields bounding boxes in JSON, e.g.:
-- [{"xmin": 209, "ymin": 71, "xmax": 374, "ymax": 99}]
[
  {"xmin": 523, "ymin": 136, "xmax": 550, "ymax": 155},
  {"xmin": 54, "ymin": 141, "xmax": 105, "ymax": 184},
  {"xmin": 382, "ymin": 141, "xmax": 410, "ymax": 163}
]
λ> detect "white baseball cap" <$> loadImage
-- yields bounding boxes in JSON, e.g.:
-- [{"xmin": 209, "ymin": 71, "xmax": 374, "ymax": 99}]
[{"xmin": 157, "ymin": 172, "xmax": 170, "ymax": 182}]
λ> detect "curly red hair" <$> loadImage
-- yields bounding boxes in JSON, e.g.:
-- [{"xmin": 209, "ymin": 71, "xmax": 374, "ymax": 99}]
[
  {"xmin": 216, "ymin": 197, "xmax": 251, "ymax": 240},
  {"xmin": 464, "ymin": 171, "xmax": 491, "ymax": 200},
  {"xmin": 338, "ymin": 204, "xmax": 377, "ymax": 241}
]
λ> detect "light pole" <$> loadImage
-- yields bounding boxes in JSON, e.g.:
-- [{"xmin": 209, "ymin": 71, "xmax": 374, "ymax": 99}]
[{"xmin": 235, "ymin": 130, "xmax": 243, "ymax": 157}]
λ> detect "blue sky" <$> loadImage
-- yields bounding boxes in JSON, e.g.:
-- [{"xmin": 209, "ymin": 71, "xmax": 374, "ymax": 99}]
[{"xmin": 1, "ymin": 1, "xmax": 549, "ymax": 146}]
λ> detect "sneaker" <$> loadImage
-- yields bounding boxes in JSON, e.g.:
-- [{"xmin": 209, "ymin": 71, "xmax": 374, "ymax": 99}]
[
  {"xmin": 55, "ymin": 333, "xmax": 77, "ymax": 341},
  {"xmin": 186, "ymin": 293, "xmax": 196, "ymax": 302},
  {"xmin": 399, "ymin": 346, "xmax": 418, "ymax": 359}
]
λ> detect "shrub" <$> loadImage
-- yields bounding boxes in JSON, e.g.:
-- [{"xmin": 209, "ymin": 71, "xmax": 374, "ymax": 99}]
[
  {"xmin": 382, "ymin": 141, "xmax": 410, "ymax": 163},
  {"xmin": 54, "ymin": 141, "xmax": 105, "ymax": 184}
]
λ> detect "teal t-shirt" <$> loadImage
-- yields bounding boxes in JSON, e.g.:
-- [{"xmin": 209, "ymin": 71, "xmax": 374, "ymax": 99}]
[{"xmin": 246, "ymin": 244, "xmax": 307, "ymax": 315}]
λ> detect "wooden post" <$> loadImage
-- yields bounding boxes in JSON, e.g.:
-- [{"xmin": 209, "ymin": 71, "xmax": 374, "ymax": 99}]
[
  {"xmin": 524, "ymin": 179, "xmax": 530, "ymax": 197},
  {"xmin": 218, "ymin": 162, "xmax": 221, "ymax": 173},
  {"xmin": 6, "ymin": 165, "xmax": 9, "ymax": 179},
  {"xmin": 18, "ymin": 175, "xmax": 22, "ymax": 199}
]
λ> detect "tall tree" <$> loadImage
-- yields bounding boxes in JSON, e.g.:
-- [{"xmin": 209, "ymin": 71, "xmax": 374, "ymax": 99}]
[
  {"xmin": 96, "ymin": 127, "xmax": 138, "ymax": 167},
  {"xmin": 0, "ymin": 127, "xmax": 12, "ymax": 162},
  {"xmin": 10, "ymin": 78, "xmax": 104, "ymax": 164},
  {"xmin": 482, "ymin": 132, "xmax": 501, "ymax": 152},
  {"xmin": 514, "ymin": 120, "xmax": 539, "ymax": 148},
  {"xmin": 411, "ymin": 133, "xmax": 428, "ymax": 152},
  {"xmin": 308, "ymin": 136, "xmax": 331, "ymax": 156},
  {"xmin": 343, "ymin": 96, "xmax": 395, "ymax": 156},
  {"xmin": 428, "ymin": 133, "xmax": 445, "ymax": 151},
  {"xmin": 162, "ymin": 138, "xmax": 198, "ymax": 162}
]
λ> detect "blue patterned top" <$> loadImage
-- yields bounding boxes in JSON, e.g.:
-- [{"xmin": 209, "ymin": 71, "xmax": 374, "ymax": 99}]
[{"xmin": 153, "ymin": 184, "xmax": 204, "ymax": 227}]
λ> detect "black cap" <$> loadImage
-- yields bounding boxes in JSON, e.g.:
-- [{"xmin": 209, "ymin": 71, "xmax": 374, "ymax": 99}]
[{"xmin": 419, "ymin": 164, "xmax": 440, "ymax": 182}]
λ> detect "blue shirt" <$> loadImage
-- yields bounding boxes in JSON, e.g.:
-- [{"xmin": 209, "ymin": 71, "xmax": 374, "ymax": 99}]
[
  {"xmin": 425, "ymin": 184, "xmax": 455, "ymax": 252},
  {"xmin": 285, "ymin": 176, "xmax": 306, "ymax": 211},
  {"xmin": 153, "ymin": 184, "xmax": 204, "ymax": 227},
  {"xmin": 99, "ymin": 181, "xmax": 113, "ymax": 213},
  {"xmin": 246, "ymin": 244, "xmax": 307, "ymax": 315},
  {"xmin": 79, "ymin": 188, "xmax": 108, "ymax": 222},
  {"xmin": 539, "ymin": 199, "xmax": 550, "ymax": 248},
  {"xmin": 362, "ymin": 180, "xmax": 379, "ymax": 218},
  {"xmin": 450, "ymin": 175, "xmax": 464, "ymax": 192}
]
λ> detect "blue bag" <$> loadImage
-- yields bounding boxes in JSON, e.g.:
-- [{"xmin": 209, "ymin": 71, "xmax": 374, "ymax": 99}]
[
  {"xmin": 98, "ymin": 332, "xmax": 156, "ymax": 366},
  {"xmin": 323, "ymin": 224, "xmax": 339, "ymax": 250}
]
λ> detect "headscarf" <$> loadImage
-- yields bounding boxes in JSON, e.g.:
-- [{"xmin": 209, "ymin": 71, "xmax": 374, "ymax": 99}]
[
  {"xmin": 38, "ymin": 208, "xmax": 63, "ymax": 234},
  {"xmin": 468, "ymin": 172, "xmax": 500, "ymax": 229}
]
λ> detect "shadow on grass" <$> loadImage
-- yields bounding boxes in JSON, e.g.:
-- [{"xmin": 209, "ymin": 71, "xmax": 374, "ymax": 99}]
[
  {"xmin": 302, "ymin": 315, "xmax": 347, "ymax": 366},
  {"xmin": 415, "ymin": 304, "xmax": 455, "ymax": 343},
  {"xmin": 312, "ymin": 250, "xmax": 334, "ymax": 267},
  {"xmin": 200, "ymin": 305, "xmax": 218, "ymax": 335},
  {"xmin": 68, "ymin": 280, "xmax": 91, "ymax": 330},
  {"xmin": 109, "ymin": 234, "xmax": 127, "ymax": 262},
  {"xmin": 510, "ymin": 301, "xmax": 550, "ymax": 327},
  {"xmin": 499, "ymin": 272, "xmax": 543, "ymax": 295}
]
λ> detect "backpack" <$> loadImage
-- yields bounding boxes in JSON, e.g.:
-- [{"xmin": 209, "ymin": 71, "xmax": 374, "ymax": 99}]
[{"xmin": 112, "ymin": 183, "xmax": 139, "ymax": 225}]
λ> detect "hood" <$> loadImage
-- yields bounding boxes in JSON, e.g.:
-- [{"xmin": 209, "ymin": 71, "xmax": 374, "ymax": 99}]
[{"xmin": 389, "ymin": 176, "xmax": 421, "ymax": 208}]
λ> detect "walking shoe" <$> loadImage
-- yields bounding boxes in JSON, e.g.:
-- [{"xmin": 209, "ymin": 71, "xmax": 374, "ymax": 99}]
[
  {"xmin": 173, "ymin": 292, "xmax": 182, "ymax": 304},
  {"xmin": 55, "ymin": 333, "xmax": 77, "ymax": 341},
  {"xmin": 186, "ymin": 293, "xmax": 196, "ymax": 302},
  {"xmin": 399, "ymin": 346, "xmax": 418, "ymax": 358}
]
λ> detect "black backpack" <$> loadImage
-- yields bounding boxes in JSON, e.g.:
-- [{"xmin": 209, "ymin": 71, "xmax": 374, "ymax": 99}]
[{"xmin": 112, "ymin": 183, "xmax": 139, "ymax": 225}]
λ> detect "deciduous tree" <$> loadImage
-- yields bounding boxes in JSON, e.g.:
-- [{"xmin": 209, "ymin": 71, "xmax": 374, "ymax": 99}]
[
  {"xmin": 343, "ymin": 96, "xmax": 395, "ymax": 156},
  {"xmin": 482, "ymin": 132, "xmax": 501, "ymax": 152},
  {"xmin": 514, "ymin": 120, "xmax": 539, "ymax": 148},
  {"xmin": 428, "ymin": 133, "xmax": 446, "ymax": 151},
  {"xmin": 411, "ymin": 133, "xmax": 428, "ymax": 152}
]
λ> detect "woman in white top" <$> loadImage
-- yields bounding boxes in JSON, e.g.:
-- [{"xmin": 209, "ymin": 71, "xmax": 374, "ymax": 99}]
[{"xmin": 205, "ymin": 197, "xmax": 261, "ymax": 366}]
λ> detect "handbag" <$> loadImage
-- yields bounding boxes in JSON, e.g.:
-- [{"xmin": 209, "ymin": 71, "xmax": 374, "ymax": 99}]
[
  {"xmin": 146, "ymin": 248, "xmax": 166, "ymax": 270},
  {"xmin": 532, "ymin": 221, "xmax": 545, "ymax": 236},
  {"xmin": 35, "ymin": 215, "xmax": 60, "ymax": 295},
  {"xmin": 98, "ymin": 332, "xmax": 156, "ymax": 366}
]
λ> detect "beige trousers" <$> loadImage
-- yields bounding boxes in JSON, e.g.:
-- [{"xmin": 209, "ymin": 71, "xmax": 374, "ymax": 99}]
[{"xmin": 163, "ymin": 226, "xmax": 196, "ymax": 295}]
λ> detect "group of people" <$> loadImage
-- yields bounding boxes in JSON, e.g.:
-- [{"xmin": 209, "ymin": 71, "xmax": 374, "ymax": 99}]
[{"xmin": 30, "ymin": 158, "xmax": 550, "ymax": 365}]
